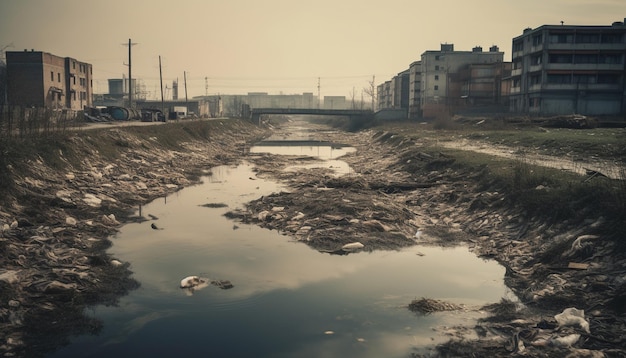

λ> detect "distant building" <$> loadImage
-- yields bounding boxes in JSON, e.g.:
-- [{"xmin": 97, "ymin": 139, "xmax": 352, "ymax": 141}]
[
  {"xmin": 377, "ymin": 80, "xmax": 392, "ymax": 110},
  {"xmin": 509, "ymin": 19, "xmax": 626, "ymax": 116},
  {"xmin": 135, "ymin": 98, "xmax": 211, "ymax": 118},
  {"xmin": 392, "ymin": 69, "xmax": 410, "ymax": 110},
  {"xmin": 323, "ymin": 96, "xmax": 347, "ymax": 109},
  {"xmin": 408, "ymin": 61, "xmax": 422, "ymax": 119},
  {"xmin": 6, "ymin": 49, "xmax": 92, "ymax": 110},
  {"xmin": 451, "ymin": 60, "xmax": 511, "ymax": 114},
  {"xmin": 245, "ymin": 92, "xmax": 317, "ymax": 109},
  {"xmin": 420, "ymin": 44, "xmax": 504, "ymax": 118}
]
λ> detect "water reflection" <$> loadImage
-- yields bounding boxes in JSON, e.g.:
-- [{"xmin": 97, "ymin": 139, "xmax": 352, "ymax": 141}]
[
  {"xmin": 250, "ymin": 143, "xmax": 356, "ymax": 160},
  {"xmin": 49, "ymin": 163, "xmax": 512, "ymax": 358}
]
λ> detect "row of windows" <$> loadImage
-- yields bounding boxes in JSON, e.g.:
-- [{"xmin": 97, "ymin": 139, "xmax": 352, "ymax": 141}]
[
  {"xmin": 548, "ymin": 53, "xmax": 622, "ymax": 64},
  {"xmin": 50, "ymin": 71, "xmax": 92, "ymax": 87},
  {"xmin": 547, "ymin": 73, "xmax": 621, "ymax": 84},
  {"xmin": 511, "ymin": 74, "xmax": 621, "ymax": 87},
  {"xmin": 71, "ymin": 61, "xmax": 91, "ymax": 74},
  {"xmin": 514, "ymin": 31, "xmax": 624, "ymax": 50}
]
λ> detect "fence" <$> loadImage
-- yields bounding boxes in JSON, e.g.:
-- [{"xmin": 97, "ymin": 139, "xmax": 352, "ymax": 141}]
[{"xmin": 0, "ymin": 105, "xmax": 82, "ymax": 140}]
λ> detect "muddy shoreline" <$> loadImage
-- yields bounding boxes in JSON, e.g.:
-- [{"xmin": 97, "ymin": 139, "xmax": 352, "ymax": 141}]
[{"xmin": 1, "ymin": 118, "xmax": 625, "ymax": 357}]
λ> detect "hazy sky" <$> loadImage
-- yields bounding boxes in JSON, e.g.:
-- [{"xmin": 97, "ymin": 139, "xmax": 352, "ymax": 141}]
[{"xmin": 1, "ymin": 0, "xmax": 625, "ymax": 98}]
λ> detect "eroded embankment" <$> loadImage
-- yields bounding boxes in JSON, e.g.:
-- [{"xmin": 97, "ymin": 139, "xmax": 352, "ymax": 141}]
[
  {"xmin": 227, "ymin": 125, "xmax": 626, "ymax": 357},
  {"xmin": 0, "ymin": 119, "xmax": 269, "ymax": 358}
]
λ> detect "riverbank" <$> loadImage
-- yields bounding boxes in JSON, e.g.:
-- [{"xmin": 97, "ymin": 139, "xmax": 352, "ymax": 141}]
[
  {"xmin": 0, "ymin": 119, "xmax": 269, "ymax": 357},
  {"xmin": 1, "ymin": 117, "xmax": 624, "ymax": 357}
]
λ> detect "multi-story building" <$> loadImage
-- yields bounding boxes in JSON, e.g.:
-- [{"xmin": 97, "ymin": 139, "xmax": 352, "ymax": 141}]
[
  {"xmin": 6, "ymin": 50, "xmax": 92, "ymax": 110},
  {"xmin": 392, "ymin": 69, "xmax": 410, "ymax": 110},
  {"xmin": 408, "ymin": 61, "xmax": 422, "ymax": 119},
  {"xmin": 421, "ymin": 44, "xmax": 504, "ymax": 118},
  {"xmin": 377, "ymin": 80, "xmax": 392, "ymax": 110},
  {"xmin": 509, "ymin": 19, "xmax": 626, "ymax": 115}
]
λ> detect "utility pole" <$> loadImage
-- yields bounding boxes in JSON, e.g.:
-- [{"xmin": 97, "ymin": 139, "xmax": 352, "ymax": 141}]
[
  {"xmin": 159, "ymin": 56, "xmax": 164, "ymax": 115},
  {"xmin": 183, "ymin": 71, "xmax": 188, "ymax": 109},
  {"xmin": 122, "ymin": 38, "xmax": 138, "ymax": 108},
  {"xmin": 317, "ymin": 77, "xmax": 321, "ymax": 109},
  {"xmin": 371, "ymin": 75, "xmax": 376, "ymax": 111}
]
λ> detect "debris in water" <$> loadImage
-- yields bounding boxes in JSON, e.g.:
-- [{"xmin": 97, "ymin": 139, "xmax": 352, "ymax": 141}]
[
  {"xmin": 211, "ymin": 280, "xmax": 234, "ymax": 290},
  {"xmin": 180, "ymin": 276, "xmax": 206, "ymax": 289},
  {"xmin": 408, "ymin": 298, "xmax": 463, "ymax": 314},
  {"xmin": 341, "ymin": 242, "xmax": 364, "ymax": 251}
]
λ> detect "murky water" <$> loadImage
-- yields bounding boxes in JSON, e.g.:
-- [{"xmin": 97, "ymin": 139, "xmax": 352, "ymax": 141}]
[{"xmin": 48, "ymin": 123, "xmax": 513, "ymax": 358}]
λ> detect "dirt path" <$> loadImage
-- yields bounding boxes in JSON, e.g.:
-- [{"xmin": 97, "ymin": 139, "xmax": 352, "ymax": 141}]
[{"xmin": 438, "ymin": 137, "xmax": 625, "ymax": 179}]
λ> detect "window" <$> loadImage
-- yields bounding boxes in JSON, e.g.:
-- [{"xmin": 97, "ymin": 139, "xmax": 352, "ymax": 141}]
[
  {"xmin": 573, "ymin": 74, "xmax": 596, "ymax": 84},
  {"xmin": 434, "ymin": 75, "xmax": 439, "ymax": 80},
  {"xmin": 73, "ymin": 92, "xmax": 76, "ymax": 100},
  {"xmin": 531, "ymin": 55, "xmax": 542, "ymax": 65},
  {"xmin": 532, "ymin": 34, "xmax": 543, "ymax": 46},
  {"xmin": 435, "ymin": 65, "xmax": 440, "ymax": 71},
  {"xmin": 601, "ymin": 33, "xmax": 623, "ymax": 43},
  {"xmin": 73, "ymin": 77, "xmax": 76, "ymax": 85},
  {"xmin": 51, "ymin": 71, "xmax": 54, "ymax": 81},
  {"xmin": 598, "ymin": 74, "xmax": 620, "ymax": 84},
  {"xmin": 549, "ymin": 54, "xmax": 573, "ymax": 63},
  {"xmin": 73, "ymin": 61, "xmax": 75, "ymax": 69},
  {"xmin": 513, "ymin": 41, "xmax": 524, "ymax": 52},
  {"xmin": 530, "ymin": 75, "xmax": 541, "ymax": 85},
  {"xmin": 434, "ymin": 85, "xmax": 439, "ymax": 91},
  {"xmin": 435, "ymin": 55, "xmax": 440, "ymax": 60},
  {"xmin": 574, "ymin": 54, "xmax": 598, "ymax": 64},
  {"xmin": 549, "ymin": 33, "xmax": 573, "ymax": 44},
  {"xmin": 599, "ymin": 54, "xmax": 622, "ymax": 64},
  {"xmin": 58, "ymin": 73, "xmax": 61, "ymax": 82},
  {"xmin": 547, "ymin": 74, "xmax": 571, "ymax": 84},
  {"xmin": 512, "ymin": 79, "xmax": 520, "ymax": 87},
  {"xmin": 575, "ymin": 33, "xmax": 600, "ymax": 44}
]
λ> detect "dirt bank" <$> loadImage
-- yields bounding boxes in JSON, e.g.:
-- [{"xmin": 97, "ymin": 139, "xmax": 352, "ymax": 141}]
[
  {"xmin": 0, "ymin": 119, "xmax": 269, "ymax": 357},
  {"xmin": 1, "ymin": 117, "xmax": 624, "ymax": 357}
]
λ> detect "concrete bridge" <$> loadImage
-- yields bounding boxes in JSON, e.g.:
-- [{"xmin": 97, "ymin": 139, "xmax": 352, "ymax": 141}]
[{"xmin": 249, "ymin": 107, "xmax": 372, "ymax": 123}]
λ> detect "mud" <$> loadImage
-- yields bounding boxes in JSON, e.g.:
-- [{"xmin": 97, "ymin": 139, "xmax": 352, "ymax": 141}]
[{"xmin": 1, "ymin": 118, "xmax": 625, "ymax": 357}]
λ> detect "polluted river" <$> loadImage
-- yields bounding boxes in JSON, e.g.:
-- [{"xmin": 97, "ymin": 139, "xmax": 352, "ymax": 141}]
[{"xmin": 46, "ymin": 117, "xmax": 515, "ymax": 358}]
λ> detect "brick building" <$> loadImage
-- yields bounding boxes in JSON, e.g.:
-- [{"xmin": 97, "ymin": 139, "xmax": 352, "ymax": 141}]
[{"xmin": 6, "ymin": 50, "xmax": 93, "ymax": 110}]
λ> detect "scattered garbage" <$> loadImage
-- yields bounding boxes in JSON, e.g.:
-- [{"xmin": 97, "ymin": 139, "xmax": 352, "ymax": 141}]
[
  {"xmin": 341, "ymin": 242, "xmax": 364, "ymax": 251},
  {"xmin": 180, "ymin": 275, "xmax": 206, "ymax": 289},
  {"xmin": 180, "ymin": 276, "xmax": 234, "ymax": 294},
  {"xmin": 555, "ymin": 307, "xmax": 590, "ymax": 333}
]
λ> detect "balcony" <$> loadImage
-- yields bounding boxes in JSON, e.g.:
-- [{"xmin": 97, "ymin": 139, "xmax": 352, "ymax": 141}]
[
  {"xmin": 546, "ymin": 42, "xmax": 626, "ymax": 51},
  {"xmin": 544, "ymin": 63, "xmax": 625, "ymax": 71},
  {"xmin": 529, "ymin": 64, "xmax": 543, "ymax": 72},
  {"xmin": 511, "ymin": 68, "xmax": 522, "ymax": 76},
  {"xmin": 543, "ymin": 83, "xmax": 621, "ymax": 91}
]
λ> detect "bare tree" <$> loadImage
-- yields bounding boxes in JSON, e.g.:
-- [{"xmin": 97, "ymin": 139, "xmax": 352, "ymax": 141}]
[{"xmin": 362, "ymin": 75, "xmax": 376, "ymax": 111}]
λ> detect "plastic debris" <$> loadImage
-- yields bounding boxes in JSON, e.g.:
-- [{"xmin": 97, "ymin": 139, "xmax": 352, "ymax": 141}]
[{"xmin": 555, "ymin": 307, "xmax": 590, "ymax": 333}]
